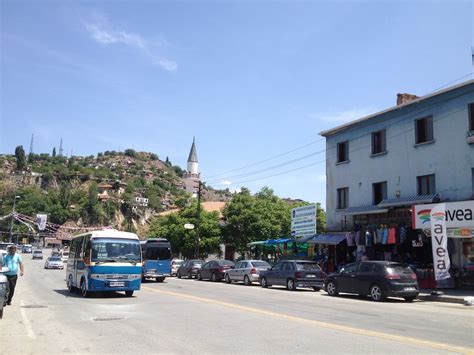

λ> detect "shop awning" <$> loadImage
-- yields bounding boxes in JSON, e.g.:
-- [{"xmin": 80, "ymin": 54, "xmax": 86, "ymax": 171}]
[
  {"xmin": 378, "ymin": 193, "xmax": 440, "ymax": 208},
  {"xmin": 247, "ymin": 238, "xmax": 292, "ymax": 247},
  {"xmin": 307, "ymin": 234, "xmax": 346, "ymax": 245},
  {"xmin": 343, "ymin": 205, "xmax": 389, "ymax": 215}
]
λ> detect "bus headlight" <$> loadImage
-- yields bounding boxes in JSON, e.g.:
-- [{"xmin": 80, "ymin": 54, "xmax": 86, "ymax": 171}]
[
  {"xmin": 91, "ymin": 274, "xmax": 106, "ymax": 280},
  {"xmin": 129, "ymin": 274, "xmax": 141, "ymax": 280}
]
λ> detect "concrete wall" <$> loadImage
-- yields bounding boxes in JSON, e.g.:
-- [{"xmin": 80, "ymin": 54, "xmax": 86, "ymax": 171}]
[{"xmin": 325, "ymin": 84, "xmax": 474, "ymax": 231}]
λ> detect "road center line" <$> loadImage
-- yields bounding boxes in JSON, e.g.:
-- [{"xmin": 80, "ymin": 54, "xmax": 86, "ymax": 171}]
[
  {"xmin": 20, "ymin": 300, "xmax": 37, "ymax": 340},
  {"xmin": 143, "ymin": 286, "xmax": 472, "ymax": 355}
]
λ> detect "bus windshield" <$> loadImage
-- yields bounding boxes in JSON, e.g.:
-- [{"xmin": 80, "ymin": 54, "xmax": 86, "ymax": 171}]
[{"xmin": 91, "ymin": 238, "xmax": 141, "ymax": 262}]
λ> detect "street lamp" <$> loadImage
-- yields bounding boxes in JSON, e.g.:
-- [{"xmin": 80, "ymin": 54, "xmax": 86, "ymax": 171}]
[{"xmin": 8, "ymin": 195, "xmax": 20, "ymax": 243}]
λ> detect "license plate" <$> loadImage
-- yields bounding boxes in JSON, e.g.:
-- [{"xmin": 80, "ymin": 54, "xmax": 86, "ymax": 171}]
[
  {"xmin": 404, "ymin": 287, "xmax": 415, "ymax": 291},
  {"xmin": 306, "ymin": 274, "xmax": 316, "ymax": 278},
  {"xmin": 109, "ymin": 282, "xmax": 125, "ymax": 287}
]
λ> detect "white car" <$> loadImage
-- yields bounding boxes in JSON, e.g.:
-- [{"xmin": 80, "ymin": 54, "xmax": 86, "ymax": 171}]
[
  {"xmin": 61, "ymin": 251, "xmax": 69, "ymax": 262},
  {"xmin": 171, "ymin": 259, "xmax": 184, "ymax": 276},
  {"xmin": 44, "ymin": 256, "xmax": 64, "ymax": 269}
]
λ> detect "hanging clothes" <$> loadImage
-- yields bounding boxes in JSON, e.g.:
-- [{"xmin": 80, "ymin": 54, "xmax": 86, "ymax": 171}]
[
  {"xmin": 365, "ymin": 231, "xmax": 372, "ymax": 247},
  {"xmin": 399, "ymin": 225, "xmax": 407, "ymax": 244},
  {"xmin": 387, "ymin": 227, "xmax": 396, "ymax": 244},
  {"xmin": 376, "ymin": 228, "xmax": 383, "ymax": 245},
  {"xmin": 345, "ymin": 232, "xmax": 354, "ymax": 247},
  {"xmin": 382, "ymin": 227, "xmax": 388, "ymax": 245}
]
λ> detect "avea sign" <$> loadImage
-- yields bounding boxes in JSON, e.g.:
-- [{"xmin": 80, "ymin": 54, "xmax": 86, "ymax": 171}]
[{"xmin": 412, "ymin": 200, "xmax": 474, "ymax": 229}]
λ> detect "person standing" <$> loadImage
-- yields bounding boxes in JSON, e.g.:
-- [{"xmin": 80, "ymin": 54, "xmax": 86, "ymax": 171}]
[{"xmin": 2, "ymin": 245, "xmax": 24, "ymax": 305}]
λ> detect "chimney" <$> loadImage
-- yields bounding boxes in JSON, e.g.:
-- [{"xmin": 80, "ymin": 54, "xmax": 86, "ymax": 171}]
[{"xmin": 397, "ymin": 93, "xmax": 419, "ymax": 105}]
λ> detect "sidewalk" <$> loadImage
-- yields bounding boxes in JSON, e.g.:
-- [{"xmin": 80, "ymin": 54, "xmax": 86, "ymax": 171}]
[{"xmin": 418, "ymin": 288, "xmax": 474, "ymax": 305}]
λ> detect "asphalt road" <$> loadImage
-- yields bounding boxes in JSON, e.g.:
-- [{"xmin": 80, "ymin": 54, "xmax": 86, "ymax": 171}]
[{"xmin": 1, "ymin": 256, "xmax": 473, "ymax": 354}]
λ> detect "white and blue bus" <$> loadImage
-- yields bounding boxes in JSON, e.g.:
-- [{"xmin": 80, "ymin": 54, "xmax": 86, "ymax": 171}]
[{"xmin": 66, "ymin": 230, "xmax": 142, "ymax": 297}]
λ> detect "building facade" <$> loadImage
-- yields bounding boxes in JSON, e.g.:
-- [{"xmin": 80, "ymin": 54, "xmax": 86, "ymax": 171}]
[{"xmin": 319, "ymin": 80, "xmax": 474, "ymax": 287}]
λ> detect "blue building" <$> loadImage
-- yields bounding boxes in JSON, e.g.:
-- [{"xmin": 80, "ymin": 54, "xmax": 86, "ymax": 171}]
[{"xmin": 319, "ymin": 80, "xmax": 474, "ymax": 286}]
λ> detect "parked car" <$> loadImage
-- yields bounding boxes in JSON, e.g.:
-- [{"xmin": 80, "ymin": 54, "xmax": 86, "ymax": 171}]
[
  {"xmin": 225, "ymin": 260, "xmax": 271, "ymax": 285},
  {"xmin": 44, "ymin": 256, "xmax": 64, "ymax": 269},
  {"xmin": 0, "ymin": 250, "xmax": 7, "ymax": 260},
  {"xmin": 259, "ymin": 260, "xmax": 325, "ymax": 291},
  {"xmin": 177, "ymin": 260, "xmax": 204, "ymax": 279},
  {"xmin": 324, "ymin": 261, "xmax": 419, "ymax": 302},
  {"xmin": 196, "ymin": 260, "xmax": 235, "ymax": 282},
  {"xmin": 32, "ymin": 250, "xmax": 43, "ymax": 260},
  {"xmin": 22, "ymin": 245, "xmax": 33, "ymax": 253},
  {"xmin": 171, "ymin": 259, "xmax": 184, "ymax": 276}
]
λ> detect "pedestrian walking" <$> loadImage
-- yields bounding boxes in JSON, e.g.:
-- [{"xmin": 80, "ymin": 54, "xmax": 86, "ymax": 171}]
[{"xmin": 2, "ymin": 245, "xmax": 24, "ymax": 305}]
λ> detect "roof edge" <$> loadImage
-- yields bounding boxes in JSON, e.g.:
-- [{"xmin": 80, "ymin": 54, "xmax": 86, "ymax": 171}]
[{"xmin": 319, "ymin": 79, "xmax": 474, "ymax": 138}]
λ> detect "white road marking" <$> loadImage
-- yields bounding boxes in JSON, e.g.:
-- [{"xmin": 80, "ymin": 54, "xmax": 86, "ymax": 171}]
[{"xmin": 20, "ymin": 300, "xmax": 37, "ymax": 339}]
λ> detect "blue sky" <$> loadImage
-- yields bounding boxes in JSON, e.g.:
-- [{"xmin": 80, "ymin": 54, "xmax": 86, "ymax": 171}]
[{"xmin": 1, "ymin": 0, "xmax": 472, "ymax": 206}]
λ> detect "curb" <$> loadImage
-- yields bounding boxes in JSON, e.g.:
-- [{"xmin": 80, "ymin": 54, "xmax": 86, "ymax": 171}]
[{"xmin": 417, "ymin": 294, "xmax": 466, "ymax": 305}]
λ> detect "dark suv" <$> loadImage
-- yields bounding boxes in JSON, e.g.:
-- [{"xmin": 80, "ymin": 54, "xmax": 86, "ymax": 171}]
[
  {"xmin": 259, "ymin": 260, "xmax": 325, "ymax": 291},
  {"xmin": 324, "ymin": 261, "xmax": 419, "ymax": 302}
]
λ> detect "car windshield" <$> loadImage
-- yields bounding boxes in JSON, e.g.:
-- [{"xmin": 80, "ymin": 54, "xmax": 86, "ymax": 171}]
[
  {"xmin": 91, "ymin": 238, "xmax": 141, "ymax": 262},
  {"xmin": 296, "ymin": 262, "xmax": 321, "ymax": 271},
  {"xmin": 33, "ymin": 251, "xmax": 42, "ymax": 254},
  {"xmin": 218, "ymin": 260, "xmax": 234, "ymax": 266},
  {"xmin": 62, "ymin": 252, "xmax": 69, "ymax": 256},
  {"xmin": 49, "ymin": 257, "xmax": 62, "ymax": 262},
  {"xmin": 386, "ymin": 264, "xmax": 412, "ymax": 274},
  {"xmin": 251, "ymin": 261, "xmax": 270, "ymax": 267}
]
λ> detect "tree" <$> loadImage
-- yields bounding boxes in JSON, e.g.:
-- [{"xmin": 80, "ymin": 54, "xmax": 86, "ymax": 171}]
[
  {"xmin": 82, "ymin": 182, "xmax": 103, "ymax": 225},
  {"xmin": 52, "ymin": 147, "xmax": 56, "ymax": 157},
  {"xmin": 14, "ymin": 145, "xmax": 26, "ymax": 171},
  {"xmin": 316, "ymin": 203, "xmax": 326, "ymax": 234},
  {"xmin": 124, "ymin": 149, "xmax": 136, "ymax": 157},
  {"xmin": 148, "ymin": 202, "xmax": 221, "ymax": 258},
  {"xmin": 165, "ymin": 156, "xmax": 171, "ymax": 167}
]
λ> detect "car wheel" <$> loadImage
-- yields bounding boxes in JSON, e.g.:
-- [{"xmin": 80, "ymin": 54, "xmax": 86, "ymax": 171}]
[
  {"xmin": 261, "ymin": 277, "xmax": 268, "ymax": 288},
  {"xmin": 370, "ymin": 284, "xmax": 385, "ymax": 302},
  {"xmin": 155, "ymin": 277, "xmax": 165, "ymax": 282},
  {"xmin": 197, "ymin": 272, "xmax": 202, "ymax": 281},
  {"xmin": 326, "ymin": 281, "xmax": 338, "ymax": 296},
  {"xmin": 225, "ymin": 274, "xmax": 232, "ymax": 284},
  {"xmin": 244, "ymin": 275, "xmax": 251, "ymax": 286},
  {"xmin": 211, "ymin": 273, "xmax": 218, "ymax": 282},
  {"xmin": 67, "ymin": 275, "xmax": 74, "ymax": 293},
  {"xmin": 177, "ymin": 271, "xmax": 181, "ymax": 278},
  {"xmin": 80, "ymin": 279, "xmax": 89, "ymax": 298},
  {"xmin": 312, "ymin": 287, "xmax": 321, "ymax": 292},
  {"xmin": 125, "ymin": 291, "xmax": 134, "ymax": 297},
  {"xmin": 404, "ymin": 296, "xmax": 417, "ymax": 302},
  {"xmin": 0, "ymin": 308, "xmax": 3, "ymax": 319},
  {"xmin": 286, "ymin": 278, "xmax": 297, "ymax": 291}
]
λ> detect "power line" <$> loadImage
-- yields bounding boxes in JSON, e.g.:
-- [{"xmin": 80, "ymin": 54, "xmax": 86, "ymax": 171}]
[
  {"xmin": 208, "ymin": 86, "xmax": 470, "ymax": 187},
  {"xmin": 226, "ymin": 103, "xmax": 467, "ymax": 186},
  {"xmin": 203, "ymin": 138, "xmax": 324, "ymax": 180}
]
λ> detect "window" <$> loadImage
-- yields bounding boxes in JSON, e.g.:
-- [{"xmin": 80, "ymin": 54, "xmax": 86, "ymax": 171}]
[
  {"xmin": 415, "ymin": 116, "xmax": 434, "ymax": 144},
  {"xmin": 469, "ymin": 104, "xmax": 474, "ymax": 131},
  {"xmin": 342, "ymin": 262, "xmax": 360, "ymax": 274},
  {"xmin": 372, "ymin": 181, "xmax": 387, "ymax": 205},
  {"xmin": 337, "ymin": 141, "xmax": 349, "ymax": 163},
  {"xmin": 371, "ymin": 129, "xmax": 386, "ymax": 154},
  {"xmin": 240, "ymin": 262, "xmax": 248, "ymax": 268},
  {"xmin": 272, "ymin": 263, "xmax": 283, "ymax": 271},
  {"xmin": 337, "ymin": 187, "xmax": 349, "ymax": 209},
  {"xmin": 417, "ymin": 174, "xmax": 436, "ymax": 195},
  {"xmin": 359, "ymin": 263, "xmax": 375, "ymax": 273}
]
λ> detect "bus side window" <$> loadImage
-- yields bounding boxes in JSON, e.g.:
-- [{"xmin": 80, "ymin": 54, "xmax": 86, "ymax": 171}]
[
  {"xmin": 70, "ymin": 239, "xmax": 77, "ymax": 259},
  {"xmin": 76, "ymin": 236, "xmax": 84, "ymax": 258},
  {"xmin": 83, "ymin": 235, "xmax": 91, "ymax": 263}
]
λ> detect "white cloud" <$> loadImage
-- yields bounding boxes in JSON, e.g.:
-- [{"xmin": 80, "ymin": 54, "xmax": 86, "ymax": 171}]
[
  {"xmin": 316, "ymin": 174, "xmax": 326, "ymax": 183},
  {"xmin": 85, "ymin": 21, "xmax": 177, "ymax": 72},
  {"xmin": 220, "ymin": 180, "xmax": 232, "ymax": 185},
  {"xmin": 317, "ymin": 107, "xmax": 378, "ymax": 124}
]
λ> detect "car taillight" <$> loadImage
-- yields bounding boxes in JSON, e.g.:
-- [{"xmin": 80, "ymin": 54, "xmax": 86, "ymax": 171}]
[
  {"xmin": 411, "ymin": 273, "xmax": 417, "ymax": 280},
  {"xmin": 295, "ymin": 271, "xmax": 302, "ymax": 278},
  {"xmin": 218, "ymin": 267, "xmax": 226, "ymax": 272},
  {"xmin": 320, "ymin": 272, "xmax": 326, "ymax": 278},
  {"xmin": 385, "ymin": 274, "xmax": 401, "ymax": 280},
  {"xmin": 250, "ymin": 268, "xmax": 257, "ymax": 274}
]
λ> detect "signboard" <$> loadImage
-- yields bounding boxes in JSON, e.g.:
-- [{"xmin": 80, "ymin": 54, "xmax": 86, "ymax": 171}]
[
  {"xmin": 36, "ymin": 213, "xmax": 47, "ymax": 231},
  {"xmin": 291, "ymin": 204, "xmax": 317, "ymax": 239},
  {"xmin": 184, "ymin": 223, "xmax": 195, "ymax": 230},
  {"xmin": 412, "ymin": 200, "xmax": 474, "ymax": 229},
  {"xmin": 135, "ymin": 197, "xmax": 149, "ymax": 207},
  {"xmin": 430, "ymin": 204, "xmax": 451, "ymax": 281}
]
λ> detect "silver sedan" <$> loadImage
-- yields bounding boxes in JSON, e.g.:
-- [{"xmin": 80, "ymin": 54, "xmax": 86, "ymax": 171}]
[{"xmin": 225, "ymin": 260, "xmax": 271, "ymax": 285}]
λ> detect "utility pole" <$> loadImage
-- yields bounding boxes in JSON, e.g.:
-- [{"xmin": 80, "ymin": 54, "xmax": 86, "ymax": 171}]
[
  {"xmin": 9, "ymin": 196, "xmax": 20, "ymax": 243},
  {"xmin": 194, "ymin": 181, "xmax": 202, "ymax": 258},
  {"xmin": 59, "ymin": 138, "xmax": 64, "ymax": 157}
]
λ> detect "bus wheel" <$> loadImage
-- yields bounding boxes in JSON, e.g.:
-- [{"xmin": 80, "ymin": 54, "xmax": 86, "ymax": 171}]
[
  {"xmin": 80, "ymin": 279, "xmax": 89, "ymax": 298},
  {"xmin": 155, "ymin": 278, "xmax": 165, "ymax": 282},
  {"xmin": 125, "ymin": 291, "xmax": 134, "ymax": 297}
]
